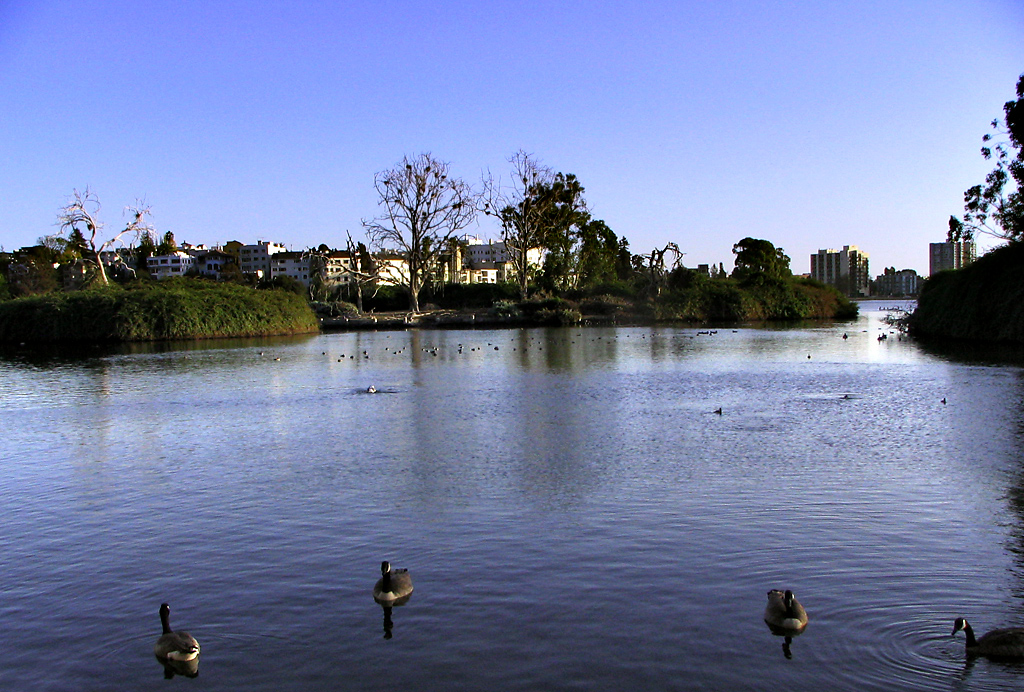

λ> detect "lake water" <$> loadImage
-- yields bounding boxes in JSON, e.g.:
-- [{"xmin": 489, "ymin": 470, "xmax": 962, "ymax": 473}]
[{"xmin": 2, "ymin": 301, "xmax": 1024, "ymax": 690}]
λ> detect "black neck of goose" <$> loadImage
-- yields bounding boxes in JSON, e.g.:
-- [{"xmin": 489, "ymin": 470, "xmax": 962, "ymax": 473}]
[
  {"xmin": 160, "ymin": 610, "xmax": 172, "ymax": 635},
  {"xmin": 963, "ymin": 622, "xmax": 978, "ymax": 647},
  {"xmin": 381, "ymin": 571, "xmax": 391, "ymax": 591},
  {"xmin": 783, "ymin": 592, "xmax": 796, "ymax": 617}
]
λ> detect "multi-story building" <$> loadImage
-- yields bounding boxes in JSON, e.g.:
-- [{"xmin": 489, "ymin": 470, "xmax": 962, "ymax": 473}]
[
  {"xmin": 463, "ymin": 237, "xmax": 543, "ymax": 271},
  {"xmin": 146, "ymin": 251, "xmax": 196, "ymax": 280},
  {"xmin": 375, "ymin": 254, "xmax": 409, "ymax": 286},
  {"xmin": 269, "ymin": 251, "xmax": 311, "ymax": 286},
  {"xmin": 873, "ymin": 267, "xmax": 920, "ymax": 297},
  {"xmin": 239, "ymin": 241, "xmax": 287, "ymax": 278},
  {"xmin": 198, "ymin": 250, "xmax": 234, "ymax": 279},
  {"xmin": 322, "ymin": 251, "xmax": 360, "ymax": 285},
  {"xmin": 929, "ymin": 241, "xmax": 976, "ymax": 276},
  {"xmin": 810, "ymin": 245, "xmax": 870, "ymax": 297},
  {"xmin": 461, "ymin": 236, "xmax": 543, "ymax": 285},
  {"xmin": 222, "ymin": 240, "xmax": 243, "ymax": 268}
]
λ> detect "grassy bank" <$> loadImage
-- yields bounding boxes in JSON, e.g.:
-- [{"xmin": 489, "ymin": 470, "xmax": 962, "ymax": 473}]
[
  {"xmin": 909, "ymin": 242, "xmax": 1024, "ymax": 343},
  {"xmin": 0, "ymin": 279, "xmax": 320, "ymax": 343}
]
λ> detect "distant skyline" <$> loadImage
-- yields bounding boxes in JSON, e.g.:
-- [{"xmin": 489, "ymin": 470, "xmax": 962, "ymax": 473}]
[{"xmin": 1, "ymin": 1, "xmax": 1022, "ymax": 276}]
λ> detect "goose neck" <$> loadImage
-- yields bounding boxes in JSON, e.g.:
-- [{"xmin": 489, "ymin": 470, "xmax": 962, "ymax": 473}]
[{"xmin": 963, "ymin": 622, "xmax": 978, "ymax": 648}]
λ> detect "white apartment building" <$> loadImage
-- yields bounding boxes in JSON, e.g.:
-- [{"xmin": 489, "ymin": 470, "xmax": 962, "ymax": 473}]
[
  {"xmin": 323, "ymin": 251, "xmax": 359, "ymax": 284},
  {"xmin": 239, "ymin": 241, "xmax": 288, "ymax": 278},
  {"xmin": 146, "ymin": 251, "xmax": 196, "ymax": 280},
  {"xmin": 375, "ymin": 255, "xmax": 409, "ymax": 286},
  {"xmin": 810, "ymin": 245, "xmax": 870, "ymax": 297},
  {"xmin": 270, "ymin": 251, "xmax": 311, "ymax": 286},
  {"xmin": 463, "ymin": 237, "xmax": 543, "ymax": 269}
]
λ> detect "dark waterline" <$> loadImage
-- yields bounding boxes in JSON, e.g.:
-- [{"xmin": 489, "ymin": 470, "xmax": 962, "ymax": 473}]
[{"xmin": 3, "ymin": 301, "xmax": 1024, "ymax": 690}]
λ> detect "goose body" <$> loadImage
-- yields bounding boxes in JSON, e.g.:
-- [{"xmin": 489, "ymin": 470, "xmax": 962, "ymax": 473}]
[
  {"xmin": 952, "ymin": 617, "xmax": 1024, "ymax": 658},
  {"xmin": 154, "ymin": 603, "xmax": 201, "ymax": 661},
  {"xmin": 373, "ymin": 561, "xmax": 413, "ymax": 603},
  {"xmin": 764, "ymin": 589, "xmax": 808, "ymax": 632}
]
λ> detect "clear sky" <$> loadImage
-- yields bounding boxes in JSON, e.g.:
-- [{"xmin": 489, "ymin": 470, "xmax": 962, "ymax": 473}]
[{"xmin": 1, "ymin": 1, "xmax": 1021, "ymax": 275}]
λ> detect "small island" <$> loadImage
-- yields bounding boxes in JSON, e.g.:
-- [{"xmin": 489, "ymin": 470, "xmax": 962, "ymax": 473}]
[{"xmin": 0, "ymin": 280, "xmax": 319, "ymax": 343}]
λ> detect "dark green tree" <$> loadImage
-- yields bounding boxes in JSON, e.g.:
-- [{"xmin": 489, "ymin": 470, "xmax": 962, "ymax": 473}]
[
  {"xmin": 615, "ymin": 237, "xmax": 634, "ymax": 281},
  {"xmin": 135, "ymin": 231, "xmax": 156, "ymax": 276},
  {"xmin": 951, "ymin": 73, "xmax": 1024, "ymax": 242},
  {"xmin": 731, "ymin": 238, "xmax": 791, "ymax": 284},
  {"xmin": 7, "ymin": 245, "xmax": 59, "ymax": 296},
  {"xmin": 156, "ymin": 231, "xmax": 177, "ymax": 256},
  {"xmin": 257, "ymin": 274, "xmax": 306, "ymax": 295},
  {"xmin": 535, "ymin": 173, "xmax": 590, "ymax": 292},
  {"xmin": 576, "ymin": 219, "xmax": 622, "ymax": 288}
]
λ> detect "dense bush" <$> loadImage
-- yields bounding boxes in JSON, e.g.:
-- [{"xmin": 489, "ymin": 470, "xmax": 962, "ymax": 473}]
[
  {"xmin": 579, "ymin": 294, "xmax": 631, "ymax": 316},
  {"xmin": 910, "ymin": 242, "xmax": 1024, "ymax": 342},
  {"xmin": 311, "ymin": 301, "xmax": 360, "ymax": 318},
  {"xmin": 0, "ymin": 279, "xmax": 319, "ymax": 342},
  {"xmin": 516, "ymin": 296, "xmax": 581, "ymax": 325},
  {"xmin": 653, "ymin": 276, "xmax": 856, "ymax": 322},
  {"xmin": 426, "ymin": 282, "xmax": 520, "ymax": 309},
  {"xmin": 358, "ymin": 285, "xmax": 410, "ymax": 312}
]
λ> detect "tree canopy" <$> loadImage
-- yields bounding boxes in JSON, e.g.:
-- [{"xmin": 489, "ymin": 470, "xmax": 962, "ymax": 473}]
[
  {"xmin": 951, "ymin": 73, "xmax": 1024, "ymax": 243},
  {"xmin": 731, "ymin": 237, "xmax": 791, "ymax": 283}
]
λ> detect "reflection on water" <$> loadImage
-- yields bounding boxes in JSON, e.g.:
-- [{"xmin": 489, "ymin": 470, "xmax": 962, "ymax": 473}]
[
  {"xmin": 2, "ymin": 303, "xmax": 1024, "ymax": 690},
  {"xmin": 379, "ymin": 598, "xmax": 411, "ymax": 641},
  {"xmin": 157, "ymin": 656, "xmax": 199, "ymax": 679}
]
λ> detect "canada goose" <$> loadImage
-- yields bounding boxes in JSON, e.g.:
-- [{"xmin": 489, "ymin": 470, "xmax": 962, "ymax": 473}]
[
  {"xmin": 366, "ymin": 385, "xmax": 377, "ymax": 394},
  {"xmin": 952, "ymin": 617, "xmax": 1024, "ymax": 658},
  {"xmin": 764, "ymin": 589, "xmax": 808, "ymax": 632},
  {"xmin": 154, "ymin": 603, "xmax": 200, "ymax": 661},
  {"xmin": 373, "ymin": 561, "xmax": 413, "ymax": 603}
]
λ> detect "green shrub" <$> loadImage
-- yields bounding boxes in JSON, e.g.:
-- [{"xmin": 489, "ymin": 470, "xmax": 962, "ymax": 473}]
[{"xmin": 579, "ymin": 294, "xmax": 630, "ymax": 316}]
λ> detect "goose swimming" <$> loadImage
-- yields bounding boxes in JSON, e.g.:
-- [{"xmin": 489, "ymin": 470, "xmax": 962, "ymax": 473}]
[
  {"xmin": 373, "ymin": 561, "xmax": 413, "ymax": 603},
  {"xmin": 154, "ymin": 603, "xmax": 200, "ymax": 662}
]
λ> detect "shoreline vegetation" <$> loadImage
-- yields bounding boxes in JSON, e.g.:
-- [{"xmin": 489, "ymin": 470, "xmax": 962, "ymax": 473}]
[
  {"xmin": 0, "ymin": 280, "xmax": 319, "ymax": 343},
  {"xmin": 0, "ymin": 275, "xmax": 856, "ymax": 343},
  {"xmin": 909, "ymin": 242, "xmax": 1024, "ymax": 344}
]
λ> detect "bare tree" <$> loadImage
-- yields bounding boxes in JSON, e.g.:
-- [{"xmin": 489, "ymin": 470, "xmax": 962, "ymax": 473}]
[
  {"xmin": 481, "ymin": 151, "xmax": 557, "ymax": 300},
  {"xmin": 337, "ymin": 231, "xmax": 381, "ymax": 313},
  {"xmin": 363, "ymin": 154, "xmax": 477, "ymax": 313},
  {"xmin": 637, "ymin": 242, "xmax": 683, "ymax": 298},
  {"xmin": 56, "ymin": 188, "xmax": 155, "ymax": 285}
]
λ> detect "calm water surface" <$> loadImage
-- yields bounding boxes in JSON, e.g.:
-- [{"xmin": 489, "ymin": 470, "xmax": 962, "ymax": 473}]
[{"xmin": 3, "ymin": 301, "xmax": 1024, "ymax": 690}]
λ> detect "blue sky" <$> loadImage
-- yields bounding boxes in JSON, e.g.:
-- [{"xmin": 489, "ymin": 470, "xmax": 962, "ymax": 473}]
[{"xmin": 1, "ymin": 0, "xmax": 1021, "ymax": 275}]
